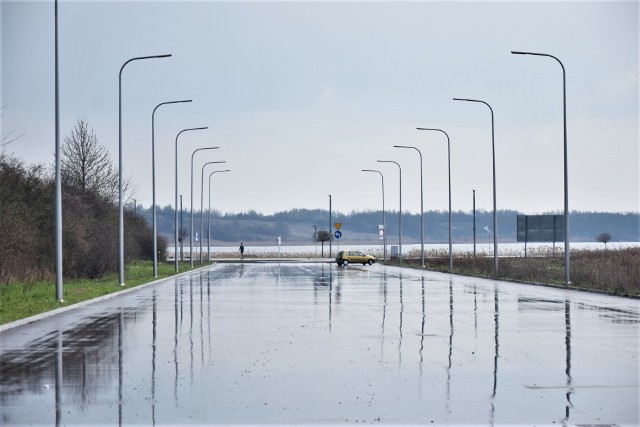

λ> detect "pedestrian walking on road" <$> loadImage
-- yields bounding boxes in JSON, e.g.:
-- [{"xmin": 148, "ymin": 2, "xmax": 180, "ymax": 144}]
[{"xmin": 239, "ymin": 242, "xmax": 245, "ymax": 259}]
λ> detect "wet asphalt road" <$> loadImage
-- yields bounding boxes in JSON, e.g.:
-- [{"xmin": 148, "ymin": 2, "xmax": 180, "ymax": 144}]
[{"xmin": 1, "ymin": 262, "xmax": 638, "ymax": 425}]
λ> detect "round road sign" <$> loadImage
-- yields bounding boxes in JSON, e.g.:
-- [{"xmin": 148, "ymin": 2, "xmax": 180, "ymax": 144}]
[{"xmin": 334, "ymin": 230, "xmax": 342, "ymax": 239}]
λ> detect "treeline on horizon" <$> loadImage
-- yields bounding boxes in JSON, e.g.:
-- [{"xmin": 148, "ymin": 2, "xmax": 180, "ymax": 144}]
[
  {"xmin": 145, "ymin": 206, "xmax": 640, "ymax": 244},
  {"xmin": 2, "ymin": 114, "xmax": 636, "ymax": 284},
  {"xmin": 0, "ymin": 119, "xmax": 165, "ymax": 284}
]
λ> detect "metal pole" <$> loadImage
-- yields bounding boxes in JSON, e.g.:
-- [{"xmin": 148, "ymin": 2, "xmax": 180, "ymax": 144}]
[
  {"xmin": 511, "ymin": 50, "xmax": 570, "ymax": 284},
  {"xmin": 382, "ymin": 174, "xmax": 386, "ymax": 261},
  {"xmin": 417, "ymin": 128, "xmax": 453, "ymax": 271},
  {"xmin": 394, "ymin": 146, "xmax": 424, "ymax": 267},
  {"xmin": 191, "ymin": 147, "xmax": 218, "ymax": 267},
  {"xmin": 453, "ymin": 98, "xmax": 498, "ymax": 275},
  {"xmin": 119, "ymin": 53, "xmax": 171, "ymax": 286},
  {"xmin": 207, "ymin": 177, "xmax": 211, "ymax": 262},
  {"xmin": 174, "ymin": 127, "xmax": 208, "ymax": 272},
  {"xmin": 378, "ymin": 160, "xmax": 402, "ymax": 263},
  {"xmin": 313, "ymin": 225, "xmax": 318, "ymax": 255},
  {"xmin": 200, "ymin": 161, "xmax": 226, "ymax": 263},
  {"xmin": 362, "ymin": 170, "xmax": 386, "ymax": 261},
  {"xmin": 151, "ymin": 99, "xmax": 192, "ymax": 277},
  {"xmin": 207, "ymin": 170, "xmax": 230, "ymax": 262},
  {"xmin": 473, "ymin": 189, "xmax": 476, "ymax": 257},
  {"xmin": 328, "ymin": 194, "xmax": 332, "ymax": 258},
  {"xmin": 54, "ymin": 0, "xmax": 63, "ymax": 302},
  {"xmin": 179, "ymin": 195, "xmax": 183, "ymax": 262}
]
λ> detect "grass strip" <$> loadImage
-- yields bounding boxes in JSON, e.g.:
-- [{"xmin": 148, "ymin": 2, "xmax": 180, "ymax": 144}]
[{"xmin": 0, "ymin": 261, "xmax": 209, "ymax": 325}]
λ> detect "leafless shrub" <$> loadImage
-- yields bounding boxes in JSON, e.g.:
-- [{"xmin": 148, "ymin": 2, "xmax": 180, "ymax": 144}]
[
  {"xmin": 595, "ymin": 232, "xmax": 612, "ymax": 249},
  {"xmin": 0, "ymin": 120, "xmax": 162, "ymax": 283},
  {"xmin": 0, "ymin": 105, "xmax": 26, "ymax": 150},
  {"xmin": 0, "ymin": 157, "xmax": 53, "ymax": 282}
]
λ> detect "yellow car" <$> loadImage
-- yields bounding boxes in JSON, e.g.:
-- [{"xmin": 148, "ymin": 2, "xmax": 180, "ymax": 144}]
[{"xmin": 335, "ymin": 250, "xmax": 376, "ymax": 266}]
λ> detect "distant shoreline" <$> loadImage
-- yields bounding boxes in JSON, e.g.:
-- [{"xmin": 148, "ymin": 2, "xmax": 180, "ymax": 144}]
[{"xmin": 167, "ymin": 241, "xmax": 640, "ymax": 256}]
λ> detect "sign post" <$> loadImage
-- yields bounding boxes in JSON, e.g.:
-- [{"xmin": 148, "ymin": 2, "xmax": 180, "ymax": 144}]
[
  {"xmin": 334, "ymin": 227, "xmax": 342, "ymax": 253},
  {"xmin": 517, "ymin": 215, "xmax": 564, "ymax": 257}
]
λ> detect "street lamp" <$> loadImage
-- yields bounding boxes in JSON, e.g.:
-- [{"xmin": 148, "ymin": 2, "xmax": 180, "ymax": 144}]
[
  {"xmin": 362, "ymin": 169, "xmax": 386, "ymax": 261},
  {"xmin": 200, "ymin": 161, "xmax": 227, "ymax": 263},
  {"xmin": 472, "ymin": 189, "xmax": 477, "ymax": 257},
  {"xmin": 417, "ymin": 127, "xmax": 453, "ymax": 271},
  {"xmin": 118, "ymin": 52, "xmax": 171, "ymax": 286},
  {"xmin": 151, "ymin": 99, "xmax": 192, "ymax": 277},
  {"xmin": 394, "ymin": 145, "xmax": 425, "ymax": 267},
  {"xmin": 511, "ymin": 50, "xmax": 570, "ymax": 284},
  {"xmin": 174, "ymin": 127, "xmax": 208, "ymax": 272},
  {"xmin": 190, "ymin": 147, "xmax": 219, "ymax": 267},
  {"xmin": 54, "ymin": 0, "xmax": 62, "ymax": 301},
  {"xmin": 377, "ymin": 160, "xmax": 402, "ymax": 263},
  {"xmin": 328, "ymin": 194, "xmax": 332, "ymax": 258},
  {"xmin": 453, "ymin": 97, "xmax": 498, "ymax": 276},
  {"xmin": 207, "ymin": 170, "xmax": 231, "ymax": 261}
]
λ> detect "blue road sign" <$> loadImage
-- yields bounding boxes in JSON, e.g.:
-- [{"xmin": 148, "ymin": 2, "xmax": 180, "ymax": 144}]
[{"xmin": 334, "ymin": 230, "xmax": 342, "ymax": 239}]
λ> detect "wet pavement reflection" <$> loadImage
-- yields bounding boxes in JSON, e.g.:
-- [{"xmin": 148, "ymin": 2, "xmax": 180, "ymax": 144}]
[{"xmin": 1, "ymin": 263, "xmax": 638, "ymax": 425}]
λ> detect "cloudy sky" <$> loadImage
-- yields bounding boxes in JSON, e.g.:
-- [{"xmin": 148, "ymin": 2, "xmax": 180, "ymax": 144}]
[{"xmin": 1, "ymin": 0, "xmax": 638, "ymax": 216}]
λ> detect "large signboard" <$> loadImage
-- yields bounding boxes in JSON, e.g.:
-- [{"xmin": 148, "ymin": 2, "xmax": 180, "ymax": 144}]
[{"xmin": 517, "ymin": 215, "xmax": 564, "ymax": 243}]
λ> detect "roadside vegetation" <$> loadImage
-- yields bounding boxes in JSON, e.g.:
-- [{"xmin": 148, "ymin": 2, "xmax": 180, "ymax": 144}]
[
  {"xmin": 0, "ymin": 119, "xmax": 167, "ymax": 285},
  {"xmin": 0, "ymin": 261, "xmax": 200, "ymax": 325},
  {"xmin": 1, "ymin": 119, "xmax": 175, "ymax": 324},
  {"xmin": 396, "ymin": 246, "xmax": 640, "ymax": 297}
]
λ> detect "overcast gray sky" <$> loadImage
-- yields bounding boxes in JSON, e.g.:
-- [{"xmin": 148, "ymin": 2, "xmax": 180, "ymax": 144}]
[{"xmin": 2, "ymin": 0, "xmax": 638, "ymax": 215}]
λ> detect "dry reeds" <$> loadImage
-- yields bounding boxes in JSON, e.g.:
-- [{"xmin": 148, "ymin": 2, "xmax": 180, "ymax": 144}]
[{"xmin": 397, "ymin": 247, "xmax": 640, "ymax": 297}]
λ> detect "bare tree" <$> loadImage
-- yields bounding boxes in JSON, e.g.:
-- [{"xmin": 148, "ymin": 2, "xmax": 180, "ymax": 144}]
[
  {"xmin": 595, "ymin": 232, "xmax": 612, "ymax": 249},
  {"xmin": 1, "ymin": 105, "xmax": 26, "ymax": 154},
  {"xmin": 315, "ymin": 230, "xmax": 332, "ymax": 257},
  {"xmin": 61, "ymin": 118, "xmax": 129, "ymax": 203}
]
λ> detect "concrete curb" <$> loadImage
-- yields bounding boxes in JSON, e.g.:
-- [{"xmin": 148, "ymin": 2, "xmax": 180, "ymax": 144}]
[{"xmin": 0, "ymin": 264, "xmax": 215, "ymax": 334}]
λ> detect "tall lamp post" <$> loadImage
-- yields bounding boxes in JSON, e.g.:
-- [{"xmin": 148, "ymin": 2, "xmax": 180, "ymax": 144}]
[
  {"xmin": 377, "ymin": 160, "xmax": 402, "ymax": 263},
  {"xmin": 54, "ymin": 0, "xmax": 62, "ymax": 301},
  {"xmin": 190, "ymin": 147, "xmax": 219, "ymax": 267},
  {"xmin": 328, "ymin": 194, "xmax": 332, "ymax": 258},
  {"xmin": 472, "ymin": 189, "xmax": 477, "ymax": 257},
  {"xmin": 179, "ymin": 194, "xmax": 184, "ymax": 261},
  {"xmin": 511, "ymin": 50, "xmax": 570, "ymax": 284},
  {"xmin": 174, "ymin": 127, "xmax": 208, "ymax": 272},
  {"xmin": 362, "ymin": 169, "xmax": 386, "ymax": 261},
  {"xmin": 118, "ymin": 53, "xmax": 171, "ymax": 286},
  {"xmin": 151, "ymin": 99, "xmax": 192, "ymax": 277},
  {"xmin": 200, "ymin": 161, "xmax": 227, "ymax": 263},
  {"xmin": 417, "ymin": 127, "xmax": 453, "ymax": 271},
  {"xmin": 394, "ymin": 145, "xmax": 425, "ymax": 267},
  {"xmin": 453, "ymin": 97, "xmax": 498, "ymax": 276},
  {"xmin": 207, "ymin": 169, "xmax": 231, "ymax": 261}
]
